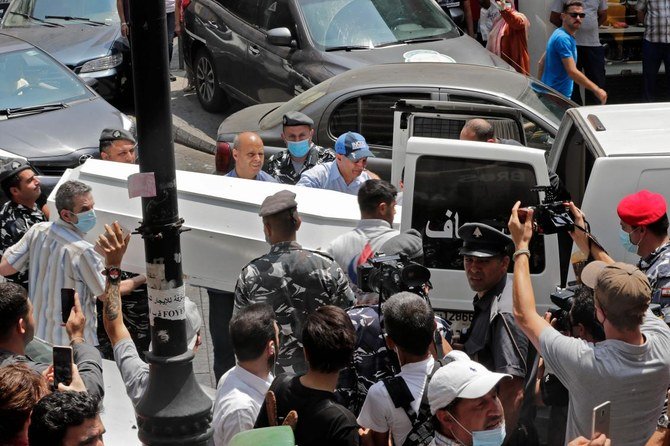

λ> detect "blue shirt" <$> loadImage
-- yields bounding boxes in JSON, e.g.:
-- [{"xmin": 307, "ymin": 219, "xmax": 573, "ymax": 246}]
[
  {"xmin": 296, "ymin": 161, "xmax": 371, "ymax": 195},
  {"xmin": 541, "ymin": 27, "xmax": 577, "ymax": 98},
  {"xmin": 226, "ymin": 169, "xmax": 277, "ymax": 182}
]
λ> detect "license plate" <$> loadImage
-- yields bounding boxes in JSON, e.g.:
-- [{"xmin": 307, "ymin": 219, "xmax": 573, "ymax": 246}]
[{"xmin": 438, "ymin": 310, "xmax": 474, "ymax": 337}]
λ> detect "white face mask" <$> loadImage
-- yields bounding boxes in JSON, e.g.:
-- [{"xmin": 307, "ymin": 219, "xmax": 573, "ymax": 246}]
[{"xmin": 448, "ymin": 411, "xmax": 506, "ymax": 446}]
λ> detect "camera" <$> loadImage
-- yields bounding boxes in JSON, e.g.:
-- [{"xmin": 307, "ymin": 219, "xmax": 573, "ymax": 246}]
[
  {"xmin": 357, "ymin": 254, "xmax": 431, "ymax": 300},
  {"xmin": 529, "ymin": 185, "xmax": 574, "ymax": 235},
  {"xmin": 549, "ymin": 286, "xmax": 576, "ymax": 333}
]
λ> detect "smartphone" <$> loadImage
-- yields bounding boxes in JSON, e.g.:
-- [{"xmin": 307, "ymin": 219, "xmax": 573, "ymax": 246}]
[
  {"xmin": 591, "ymin": 401, "xmax": 611, "ymax": 438},
  {"xmin": 61, "ymin": 288, "xmax": 75, "ymax": 324},
  {"xmin": 53, "ymin": 346, "xmax": 73, "ymax": 389}
]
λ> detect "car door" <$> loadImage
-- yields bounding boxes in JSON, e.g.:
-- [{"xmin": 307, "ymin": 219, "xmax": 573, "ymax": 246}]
[
  {"xmin": 242, "ymin": 0, "xmax": 300, "ymax": 103},
  {"xmin": 399, "ymin": 133, "xmax": 560, "ymax": 324}
]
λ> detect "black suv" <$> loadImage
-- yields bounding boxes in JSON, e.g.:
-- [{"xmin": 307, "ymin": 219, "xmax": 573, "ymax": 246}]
[{"xmin": 182, "ymin": 0, "xmax": 510, "ymax": 112}]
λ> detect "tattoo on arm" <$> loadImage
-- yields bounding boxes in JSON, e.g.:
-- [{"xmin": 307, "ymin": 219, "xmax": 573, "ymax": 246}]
[{"xmin": 104, "ymin": 281, "xmax": 121, "ymax": 321}]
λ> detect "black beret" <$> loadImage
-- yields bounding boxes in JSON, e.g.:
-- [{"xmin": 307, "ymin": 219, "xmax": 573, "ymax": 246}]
[
  {"xmin": 0, "ymin": 159, "xmax": 31, "ymax": 186},
  {"xmin": 259, "ymin": 190, "xmax": 298, "ymax": 217},
  {"xmin": 457, "ymin": 223, "xmax": 512, "ymax": 257},
  {"xmin": 282, "ymin": 111, "xmax": 314, "ymax": 128},
  {"xmin": 99, "ymin": 128, "xmax": 136, "ymax": 144}
]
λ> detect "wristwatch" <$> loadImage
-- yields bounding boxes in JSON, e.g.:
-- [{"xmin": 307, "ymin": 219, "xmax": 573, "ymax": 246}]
[
  {"xmin": 658, "ymin": 413, "xmax": 669, "ymax": 429},
  {"xmin": 105, "ymin": 266, "xmax": 122, "ymax": 284}
]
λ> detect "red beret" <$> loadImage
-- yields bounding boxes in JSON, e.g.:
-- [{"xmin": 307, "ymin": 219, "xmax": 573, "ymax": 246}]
[{"xmin": 617, "ymin": 190, "xmax": 667, "ymax": 226}]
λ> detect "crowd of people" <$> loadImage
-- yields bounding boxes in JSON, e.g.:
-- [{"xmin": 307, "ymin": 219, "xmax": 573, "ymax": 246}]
[{"xmin": 0, "ymin": 111, "xmax": 668, "ymax": 446}]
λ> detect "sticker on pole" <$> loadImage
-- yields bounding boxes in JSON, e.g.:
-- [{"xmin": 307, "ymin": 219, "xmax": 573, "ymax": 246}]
[
  {"xmin": 128, "ymin": 172, "xmax": 157, "ymax": 198},
  {"xmin": 146, "ymin": 262, "xmax": 186, "ymax": 323}
]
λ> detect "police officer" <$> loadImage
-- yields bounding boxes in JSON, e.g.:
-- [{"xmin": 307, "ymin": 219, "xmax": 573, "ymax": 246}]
[
  {"xmin": 233, "ymin": 190, "xmax": 355, "ymax": 375},
  {"xmin": 569, "ymin": 190, "xmax": 670, "ymax": 305},
  {"xmin": 264, "ymin": 112, "xmax": 335, "ymax": 184},
  {"xmin": 458, "ymin": 222, "xmax": 530, "ymax": 435},
  {"xmin": 0, "ymin": 160, "xmax": 46, "ymax": 291},
  {"xmin": 99, "ymin": 128, "xmax": 137, "ymax": 164}
]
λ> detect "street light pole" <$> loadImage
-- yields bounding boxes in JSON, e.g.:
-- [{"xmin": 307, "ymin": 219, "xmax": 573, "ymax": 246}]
[{"xmin": 127, "ymin": 0, "xmax": 212, "ymax": 444}]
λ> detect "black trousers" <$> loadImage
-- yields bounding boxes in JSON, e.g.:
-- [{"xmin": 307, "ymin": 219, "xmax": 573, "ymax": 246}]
[
  {"xmin": 206, "ymin": 288, "xmax": 236, "ymax": 383},
  {"xmin": 571, "ymin": 45, "xmax": 606, "ymax": 105}
]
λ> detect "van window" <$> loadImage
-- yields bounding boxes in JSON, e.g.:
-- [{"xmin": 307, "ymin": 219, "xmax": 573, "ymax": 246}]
[
  {"xmin": 328, "ymin": 92, "xmax": 432, "ymax": 154},
  {"xmin": 412, "ymin": 116, "xmax": 522, "ymax": 142},
  {"xmin": 412, "ymin": 155, "xmax": 545, "ymax": 273},
  {"xmin": 218, "ymin": 0, "xmax": 260, "ymax": 25},
  {"xmin": 555, "ymin": 124, "xmax": 596, "ymax": 207}
]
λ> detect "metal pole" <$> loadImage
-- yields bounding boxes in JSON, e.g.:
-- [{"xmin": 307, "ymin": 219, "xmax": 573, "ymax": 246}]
[{"xmin": 128, "ymin": 0, "xmax": 212, "ymax": 444}]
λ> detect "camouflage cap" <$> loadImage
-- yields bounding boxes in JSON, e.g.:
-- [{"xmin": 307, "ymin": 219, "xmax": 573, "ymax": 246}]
[
  {"xmin": 259, "ymin": 190, "xmax": 298, "ymax": 217},
  {"xmin": 0, "ymin": 159, "xmax": 31, "ymax": 186},
  {"xmin": 99, "ymin": 128, "xmax": 136, "ymax": 144}
]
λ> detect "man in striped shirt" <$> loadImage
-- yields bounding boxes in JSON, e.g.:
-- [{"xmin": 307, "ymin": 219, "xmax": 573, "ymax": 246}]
[{"xmin": 0, "ymin": 180, "xmax": 143, "ymax": 346}]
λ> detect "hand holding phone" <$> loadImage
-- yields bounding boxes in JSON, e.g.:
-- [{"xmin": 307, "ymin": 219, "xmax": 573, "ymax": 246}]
[
  {"xmin": 52, "ymin": 346, "xmax": 73, "ymax": 390},
  {"xmin": 591, "ymin": 401, "xmax": 611, "ymax": 439},
  {"xmin": 61, "ymin": 288, "xmax": 75, "ymax": 324}
]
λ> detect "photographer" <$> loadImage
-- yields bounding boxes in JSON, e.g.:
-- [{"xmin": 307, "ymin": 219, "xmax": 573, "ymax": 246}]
[{"xmin": 509, "ymin": 201, "xmax": 670, "ymax": 445}]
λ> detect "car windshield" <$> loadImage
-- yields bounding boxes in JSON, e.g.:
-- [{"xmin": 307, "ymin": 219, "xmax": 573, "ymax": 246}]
[
  {"xmin": 297, "ymin": 0, "xmax": 458, "ymax": 51},
  {"xmin": 519, "ymin": 80, "xmax": 574, "ymax": 126},
  {"xmin": 260, "ymin": 78, "xmax": 335, "ymax": 129},
  {"xmin": 0, "ymin": 47, "xmax": 93, "ymax": 110},
  {"xmin": 3, "ymin": 0, "xmax": 119, "ymax": 27}
]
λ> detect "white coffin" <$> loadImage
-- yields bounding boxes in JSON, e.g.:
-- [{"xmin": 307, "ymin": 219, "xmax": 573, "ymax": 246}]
[{"xmin": 48, "ymin": 160, "xmax": 399, "ymax": 292}]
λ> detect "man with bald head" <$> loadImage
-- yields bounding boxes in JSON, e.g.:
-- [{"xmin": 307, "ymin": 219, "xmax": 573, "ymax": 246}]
[
  {"xmin": 226, "ymin": 132, "xmax": 277, "ymax": 182},
  {"xmin": 459, "ymin": 118, "xmax": 522, "ymax": 146}
]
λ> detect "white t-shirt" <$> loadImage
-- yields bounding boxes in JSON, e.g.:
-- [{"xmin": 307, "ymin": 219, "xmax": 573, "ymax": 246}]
[
  {"xmin": 357, "ymin": 357, "xmax": 434, "ymax": 445},
  {"xmin": 165, "ymin": 0, "xmax": 176, "ymax": 13},
  {"xmin": 551, "ymin": 0, "xmax": 607, "ymax": 46},
  {"xmin": 540, "ymin": 311, "xmax": 670, "ymax": 446}
]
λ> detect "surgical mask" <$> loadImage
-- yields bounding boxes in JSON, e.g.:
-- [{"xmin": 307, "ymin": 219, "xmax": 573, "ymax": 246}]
[
  {"xmin": 287, "ymin": 139, "xmax": 310, "ymax": 158},
  {"xmin": 72, "ymin": 209, "xmax": 97, "ymax": 233},
  {"xmin": 448, "ymin": 411, "xmax": 506, "ymax": 446},
  {"xmin": 619, "ymin": 228, "xmax": 638, "ymax": 254}
]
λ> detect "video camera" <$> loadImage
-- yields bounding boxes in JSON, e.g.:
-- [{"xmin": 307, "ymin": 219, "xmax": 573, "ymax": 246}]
[
  {"xmin": 528, "ymin": 185, "xmax": 574, "ymax": 235},
  {"xmin": 357, "ymin": 254, "xmax": 431, "ymax": 300},
  {"xmin": 548, "ymin": 286, "xmax": 576, "ymax": 333}
]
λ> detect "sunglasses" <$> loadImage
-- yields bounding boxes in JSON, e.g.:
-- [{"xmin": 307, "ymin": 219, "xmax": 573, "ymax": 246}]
[{"xmin": 566, "ymin": 12, "xmax": 586, "ymax": 18}]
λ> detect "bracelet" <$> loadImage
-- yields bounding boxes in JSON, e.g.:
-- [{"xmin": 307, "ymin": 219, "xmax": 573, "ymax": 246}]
[
  {"xmin": 69, "ymin": 336, "xmax": 86, "ymax": 346},
  {"xmin": 513, "ymin": 249, "xmax": 531, "ymax": 260},
  {"xmin": 121, "ymin": 22, "xmax": 128, "ymax": 26}
]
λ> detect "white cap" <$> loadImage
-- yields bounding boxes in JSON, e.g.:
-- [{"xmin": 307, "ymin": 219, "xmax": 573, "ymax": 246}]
[{"xmin": 428, "ymin": 357, "xmax": 511, "ymax": 415}]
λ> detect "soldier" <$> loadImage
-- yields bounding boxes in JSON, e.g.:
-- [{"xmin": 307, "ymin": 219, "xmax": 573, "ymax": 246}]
[
  {"xmin": 233, "ymin": 190, "xmax": 355, "ymax": 375},
  {"xmin": 0, "ymin": 160, "xmax": 46, "ymax": 292},
  {"xmin": 96, "ymin": 128, "xmax": 150, "ymax": 361},
  {"xmin": 264, "ymin": 111, "xmax": 335, "ymax": 184},
  {"xmin": 458, "ymin": 222, "xmax": 531, "ymax": 437}
]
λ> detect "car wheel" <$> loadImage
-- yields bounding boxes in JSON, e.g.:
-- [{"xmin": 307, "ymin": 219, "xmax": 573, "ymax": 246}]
[{"xmin": 195, "ymin": 49, "xmax": 227, "ymax": 112}]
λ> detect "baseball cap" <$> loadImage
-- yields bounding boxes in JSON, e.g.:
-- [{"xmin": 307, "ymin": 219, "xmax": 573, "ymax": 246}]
[
  {"xmin": 428, "ymin": 357, "xmax": 511, "ymax": 415},
  {"xmin": 617, "ymin": 190, "xmax": 667, "ymax": 226},
  {"xmin": 581, "ymin": 260, "xmax": 651, "ymax": 318},
  {"xmin": 334, "ymin": 132, "xmax": 375, "ymax": 162}
]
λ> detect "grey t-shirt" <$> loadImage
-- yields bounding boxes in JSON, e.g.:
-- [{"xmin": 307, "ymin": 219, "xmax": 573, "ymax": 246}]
[
  {"xmin": 113, "ymin": 337, "xmax": 149, "ymax": 407},
  {"xmin": 540, "ymin": 311, "xmax": 670, "ymax": 446},
  {"xmin": 551, "ymin": 0, "xmax": 608, "ymax": 46}
]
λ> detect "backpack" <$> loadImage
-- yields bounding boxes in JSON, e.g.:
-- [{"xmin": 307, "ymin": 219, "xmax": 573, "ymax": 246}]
[{"xmin": 382, "ymin": 359, "xmax": 443, "ymax": 446}]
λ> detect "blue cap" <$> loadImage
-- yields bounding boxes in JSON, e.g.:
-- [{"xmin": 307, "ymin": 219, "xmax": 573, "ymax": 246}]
[{"xmin": 334, "ymin": 132, "xmax": 375, "ymax": 162}]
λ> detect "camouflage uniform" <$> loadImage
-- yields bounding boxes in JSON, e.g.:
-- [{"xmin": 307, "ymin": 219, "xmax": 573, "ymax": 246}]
[
  {"xmin": 233, "ymin": 240, "xmax": 355, "ymax": 374},
  {"xmin": 96, "ymin": 272, "xmax": 150, "ymax": 361},
  {"xmin": 0, "ymin": 200, "xmax": 46, "ymax": 290},
  {"xmin": 263, "ymin": 144, "xmax": 335, "ymax": 185},
  {"xmin": 639, "ymin": 241, "xmax": 670, "ymax": 305}
]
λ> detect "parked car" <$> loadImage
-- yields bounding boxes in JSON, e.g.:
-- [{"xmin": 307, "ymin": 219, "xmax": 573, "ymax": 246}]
[
  {"xmin": 181, "ymin": 0, "xmax": 511, "ymax": 112},
  {"xmin": 0, "ymin": 0, "xmax": 131, "ymax": 101},
  {"xmin": 215, "ymin": 62, "xmax": 576, "ymax": 178},
  {"xmin": 0, "ymin": 33, "xmax": 134, "ymax": 193},
  {"xmin": 0, "ymin": 0, "xmax": 10, "ymax": 21}
]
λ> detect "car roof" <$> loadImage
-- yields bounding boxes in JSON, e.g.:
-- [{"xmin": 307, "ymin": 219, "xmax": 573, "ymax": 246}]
[
  {"xmin": 571, "ymin": 103, "xmax": 670, "ymax": 157},
  {"xmin": 319, "ymin": 62, "xmax": 531, "ymax": 98},
  {"xmin": 0, "ymin": 32, "xmax": 34, "ymax": 53}
]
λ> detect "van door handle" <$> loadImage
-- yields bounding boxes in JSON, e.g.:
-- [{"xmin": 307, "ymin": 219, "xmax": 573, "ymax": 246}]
[{"xmin": 249, "ymin": 45, "xmax": 260, "ymax": 56}]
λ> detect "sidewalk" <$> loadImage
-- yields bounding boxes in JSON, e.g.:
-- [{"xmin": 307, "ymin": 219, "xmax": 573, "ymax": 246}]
[{"xmin": 186, "ymin": 284, "xmax": 218, "ymax": 389}]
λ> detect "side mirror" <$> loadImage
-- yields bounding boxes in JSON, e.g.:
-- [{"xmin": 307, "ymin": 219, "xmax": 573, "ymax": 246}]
[{"xmin": 266, "ymin": 27, "xmax": 294, "ymax": 47}]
